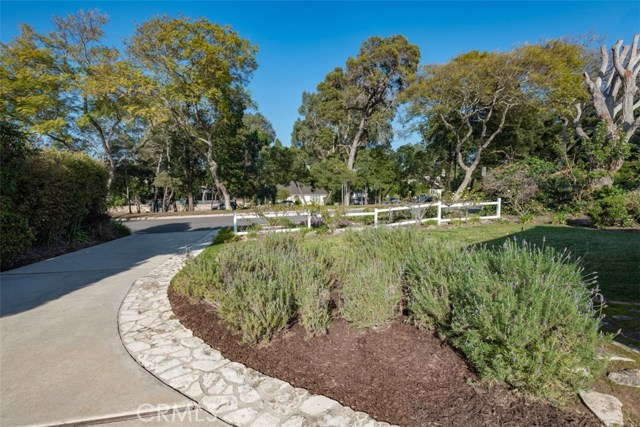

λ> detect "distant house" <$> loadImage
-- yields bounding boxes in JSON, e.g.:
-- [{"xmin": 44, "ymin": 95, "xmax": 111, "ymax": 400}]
[{"xmin": 277, "ymin": 181, "xmax": 328, "ymax": 205}]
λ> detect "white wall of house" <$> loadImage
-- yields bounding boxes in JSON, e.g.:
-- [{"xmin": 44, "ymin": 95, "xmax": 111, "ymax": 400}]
[{"xmin": 286, "ymin": 194, "xmax": 327, "ymax": 204}]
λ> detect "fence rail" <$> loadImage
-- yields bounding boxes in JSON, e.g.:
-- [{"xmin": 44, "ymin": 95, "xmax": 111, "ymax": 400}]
[{"xmin": 233, "ymin": 198, "xmax": 501, "ymax": 234}]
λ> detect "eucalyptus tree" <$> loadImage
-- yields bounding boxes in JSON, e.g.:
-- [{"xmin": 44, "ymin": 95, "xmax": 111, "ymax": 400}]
[
  {"xmin": 128, "ymin": 16, "xmax": 258, "ymax": 210},
  {"xmin": 293, "ymin": 35, "xmax": 420, "ymax": 205},
  {"xmin": 406, "ymin": 51, "xmax": 522, "ymax": 200}
]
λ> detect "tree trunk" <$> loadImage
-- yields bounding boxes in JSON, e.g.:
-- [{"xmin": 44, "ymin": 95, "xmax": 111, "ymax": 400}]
[
  {"xmin": 582, "ymin": 36, "xmax": 640, "ymax": 190},
  {"xmin": 453, "ymin": 149, "xmax": 483, "ymax": 201},
  {"xmin": 294, "ymin": 181, "xmax": 307, "ymax": 205},
  {"xmin": 205, "ymin": 146, "xmax": 232, "ymax": 210}
]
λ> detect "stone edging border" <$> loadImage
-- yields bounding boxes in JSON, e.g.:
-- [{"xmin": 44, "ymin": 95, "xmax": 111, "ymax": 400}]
[{"xmin": 118, "ymin": 231, "xmax": 395, "ymax": 427}]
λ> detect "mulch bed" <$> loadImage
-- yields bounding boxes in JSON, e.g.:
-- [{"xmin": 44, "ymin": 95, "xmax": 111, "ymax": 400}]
[{"xmin": 170, "ymin": 290, "xmax": 600, "ymax": 427}]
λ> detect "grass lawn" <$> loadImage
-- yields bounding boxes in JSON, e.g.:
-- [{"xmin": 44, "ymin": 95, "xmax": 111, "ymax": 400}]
[{"xmin": 422, "ymin": 223, "xmax": 639, "ymax": 303}]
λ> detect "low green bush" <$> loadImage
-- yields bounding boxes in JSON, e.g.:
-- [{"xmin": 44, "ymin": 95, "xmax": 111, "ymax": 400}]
[
  {"xmin": 215, "ymin": 235, "xmax": 299, "ymax": 343},
  {"xmin": 588, "ymin": 192, "xmax": 634, "ymax": 227},
  {"xmin": 213, "ymin": 227, "xmax": 237, "ymax": 245},
  {"xmin": 519, "ymin": 213, "xmax": 536, "ymax": 224},
  {"xmin": 625, "ymin": 190, "xmax": 640, "ymax": 223},
  {"xmin": 337, "ymin": 228, "xmax": 420, "ymax": 328},
  {"xmin": 405, "ymin": 241, "xmax": 465, "ymax": 331},
  {"xmin": 551, "ymin": 211, "xmax": 569, "ymax": 225},
  {"xmin": 423, "ymin": 241, "xmax": 604, "ymax": 400},
  {"xmin": 295, "ymin": 246, "xmax": 333, "ymax": 336}
]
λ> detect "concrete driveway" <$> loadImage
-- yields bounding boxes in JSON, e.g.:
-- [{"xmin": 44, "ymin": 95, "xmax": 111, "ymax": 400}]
[{"xmin": 0, "ymin": 218, "xmax": 231, "ymax": 426}]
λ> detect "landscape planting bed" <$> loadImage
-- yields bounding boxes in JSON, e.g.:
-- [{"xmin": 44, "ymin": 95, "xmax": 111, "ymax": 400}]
[{"xmin": 170, "ymin": 290, "xmax": 600, "ymax": 427}]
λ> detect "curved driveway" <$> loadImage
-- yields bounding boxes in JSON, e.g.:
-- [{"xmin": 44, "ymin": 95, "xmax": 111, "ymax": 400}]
[{"xmin": 0, "ymin": 217, "xmax": 231, "ymax": 426}]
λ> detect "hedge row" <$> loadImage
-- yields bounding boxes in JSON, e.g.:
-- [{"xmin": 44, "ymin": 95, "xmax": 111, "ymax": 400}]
[{"xmin": 1, "ymin": 123, "xmax": 112, "ymax": 264}]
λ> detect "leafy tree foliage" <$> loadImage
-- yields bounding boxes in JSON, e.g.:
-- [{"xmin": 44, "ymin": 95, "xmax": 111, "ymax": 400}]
[
  {"xmin": 293, "ymin": 35, "xmax": 420, "ymax": 205},
  {"xmin": 128, "ymin": 16, "xmax": 258, "ymax": 210}
]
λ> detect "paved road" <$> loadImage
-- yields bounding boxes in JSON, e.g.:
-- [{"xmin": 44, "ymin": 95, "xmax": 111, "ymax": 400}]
[{"xmin": 0, "ymin": 218, "xmax": 230, "ymax": 426}]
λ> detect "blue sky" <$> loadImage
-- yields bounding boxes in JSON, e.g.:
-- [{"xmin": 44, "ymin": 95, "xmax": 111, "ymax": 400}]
[{"xmin": 2, "ymin": 1, "xmax": 638, "ymax": 147}]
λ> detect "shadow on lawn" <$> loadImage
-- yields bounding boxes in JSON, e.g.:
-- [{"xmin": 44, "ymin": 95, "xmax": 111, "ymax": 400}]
[{"xmin": 470, "ymin": 225, "xmax": 640, "ymax": 349}]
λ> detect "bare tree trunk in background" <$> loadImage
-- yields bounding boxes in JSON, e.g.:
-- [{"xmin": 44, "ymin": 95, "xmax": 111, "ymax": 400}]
[
  {"xmin": 441, "ymin": 105, "xmax": 512, "ymax": 201},
  {"xmin": 293, "ymin": 181, "xmax": 307, "ymax": 206},
  {"xmin": 205, "ymin": 145, "xmax": 232, "ymax": 210},
  {"xmin": 583, "ymin": 35, "xmax": 640, "ymax": 190}
]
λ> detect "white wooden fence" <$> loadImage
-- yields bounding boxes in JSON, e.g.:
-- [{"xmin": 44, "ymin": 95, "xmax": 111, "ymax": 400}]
[{"xmin": 233, "ymin": 198, "xmax": 501, "ymax": 235}]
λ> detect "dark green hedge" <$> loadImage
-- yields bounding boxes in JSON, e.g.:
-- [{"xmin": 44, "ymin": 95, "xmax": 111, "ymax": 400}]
[{"xmin": 1, "ymin": 123, "xmax": 110, "ymax": 263}]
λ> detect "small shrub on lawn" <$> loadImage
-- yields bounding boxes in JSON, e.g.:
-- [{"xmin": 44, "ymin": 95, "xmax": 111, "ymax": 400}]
[
  {"xmin": 624, "ymin": 189, "xmax": 640, "ymax": 223},
  {"xmin": 446, "ymin": 241, "xmax": 607, "ymax": 400},
  {"xmin": 213, "ymin": 227, "xmax": 238, "ymax": 245},
  {"xmin": 519, "ymin": 213, "xmax": 536, "ymax": 224},
  {"xmin": 588, "ymin": 191, "xmax": 635, "ymax": 227},
  {"xmin": 551, "ymin": 212, "xmax": 569, "ymax": 225}
]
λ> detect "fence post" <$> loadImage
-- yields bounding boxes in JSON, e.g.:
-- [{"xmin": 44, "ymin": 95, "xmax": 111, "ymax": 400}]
[
  {"xmin": 497, "ymin": 197, "xmax": 502, "ymax": 218},
  {"xmin": 374, "ymin": 208, "xmax": 379, "ymax": 228},
  {"xmin": 307, "ymin": 213, "xmax": 312, "ymax": 229},
  {"xmin": 233, "ymin": 212, "xmax": 238, "ymax": 234},
  {"xmin": 436, "ymin": 201, "xmax": 442, "ymax": 225}
]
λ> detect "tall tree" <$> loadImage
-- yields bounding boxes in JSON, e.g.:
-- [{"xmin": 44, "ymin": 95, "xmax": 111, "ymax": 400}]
[
  {"xmin": 1, "ymin": 10, "xmax": 141, "ymax": 188},
  {"xmin": 0, "ymin": 24, "xmax": 75, "ymax": 148},
  {"xmin": 406, "ymin": 51, "xmax": 522, "ymax": 200},
  {"xmin": 128, "ymin": 16, "xmax": 258, "ymax": 210},
  {"xmin": 582, "ymin": 35, "xmax": 640, "ymax": 189},
  {"xmin": 293, "ymin": 35, "xmax": 420, "ymax": 205}
]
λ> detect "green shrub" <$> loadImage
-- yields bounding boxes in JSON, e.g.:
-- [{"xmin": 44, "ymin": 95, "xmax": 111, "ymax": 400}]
[
  {"xmin": 405, "ymin": 241, "xmax": 465, "ymax": 330},
  {"xmin": 18, "ymin": 149, "xmax": 109, "ymax": 245},
  {"xmin": 519, "ymin": 213, "xmax": 536, "ymax": 224},
  {"xmin": 468, "ymin": 215, "xmax": 482, "ymax": 224},
  {"xmin": 337, "ymin": 228, "xmax": 419, "ymax": 328},
  {"xmin": 0, "ymin": 123, "xmax": 34, "ymax": 261},
  {"xmin": 446, "ymin": 241, "xmax": 606, "ymax": 400},
  {"xmin": 110, "ymin": 221, "xmax": 132, "ymax": 237},
  {"xmin": 215, "ymin": 235, "xmax": 300, "ymax": 343},
  {"xmin": 212, "ymin": 227, "xmax": 238, "ymax": 245},
  {"xmin": 588, "ymin": 193, "xmax": 634, "ymax": 227},
  {"xmin": 295, "ymin": 246, "xmax": 333, "ymax": 336},
  {"xmin": 0, "ymin": 209, "xmax": 34, "ymax": 261},
  {"xmin": 551, "ymin": 212, "xmax": 569, "ymax": 225},
  {"xmin": 625, "ymin": 190, "xmax": 640, "ymax": 223}
]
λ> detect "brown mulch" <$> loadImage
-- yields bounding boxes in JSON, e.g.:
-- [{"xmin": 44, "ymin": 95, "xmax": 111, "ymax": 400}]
[{"xmin": 169, "ymin": 290, "xmax": 601, "ymax": 427}]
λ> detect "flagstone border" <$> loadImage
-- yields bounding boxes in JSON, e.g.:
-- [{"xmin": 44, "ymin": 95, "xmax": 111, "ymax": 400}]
[{"xmin": 118, "ymin": 231, "xmax": 395, "ymax": 427}]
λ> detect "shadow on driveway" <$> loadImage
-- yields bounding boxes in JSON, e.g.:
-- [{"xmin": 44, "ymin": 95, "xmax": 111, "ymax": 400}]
[{"xmin": 0, "ymin": 226, "xmax": 218, "ymax": 317}]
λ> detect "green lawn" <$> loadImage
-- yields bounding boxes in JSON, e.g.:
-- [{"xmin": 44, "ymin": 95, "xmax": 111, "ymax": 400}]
[{"xmin": 423, "ymin": 223, "xmax": 639, "ymax": 303}]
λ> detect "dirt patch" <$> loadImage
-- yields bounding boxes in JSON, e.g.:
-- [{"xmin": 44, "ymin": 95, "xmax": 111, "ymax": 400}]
[{"xmin": 170, "ymin": 290, "xmax": 600, "ymax": 427}]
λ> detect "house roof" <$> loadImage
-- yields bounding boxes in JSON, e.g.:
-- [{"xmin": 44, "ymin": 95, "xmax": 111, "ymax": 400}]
[{"xmin": 278, "ymin": 181, "xmax": 328, "ymax": 196}]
